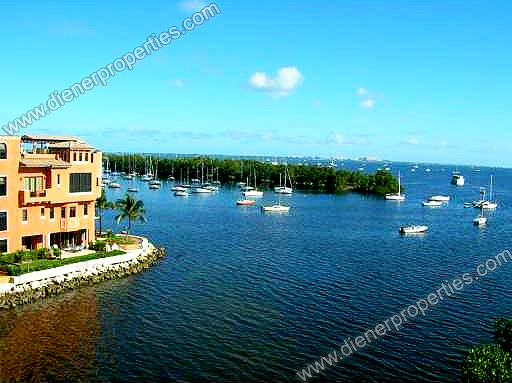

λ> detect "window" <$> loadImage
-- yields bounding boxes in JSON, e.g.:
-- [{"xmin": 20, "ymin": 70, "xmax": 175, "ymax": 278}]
[
  {"xmin": 79, "ymin": 153, "xmax": 83, "ymax": 161},
  {"xmin": 73, "ymin": 152, "xmax": 77, "ymax": 161},
  {"xmin": 57, "ymin": 174, "xmax": 60, "ymax": 186},
  {"xmin": 70, "ymin": 207, "xmax": 76, "ymax": 218},
  {"xmin": 0, "ymin": 177, "xmax": 6, "ymax": 196},
  {"xmin": 96, "ymin": 177, "xmax": 99, "ymax": 187},
  {"xmin": 24, "ymin": 177, "xmax": 43, "ymax": 195},
  {"xmin": 91, "ymin": 153, "xmax": 94, "ymax": 163},
  {"xmin": 0, "ymin": 212, "xmax": 6, "ymax": 231},
  {"xmin": 50, "ymin": 207, "xmax": 54, "ymax": 220},
  {"xmin": 83, "ymin": 203, "xmax": 88, "ymax": 216},
  {"xmin": 85, "ymin": 153, "xmax": 89, "ymax": 161},
  {"xmin": 22, "ymin": 209, "xmax": 28, "ymax": 222},
  {"xmin": 61, "ymin": 207, "xmax": 66, "ymax": 218},
  {"xmin": 41, "ymin": 207, "xmax": 45, "ymax": 218},
  {"xmin": 69, "ymin": 173, "xmax": 92, "ymax": 193},
  {"xmin": 0, "ymin": 143, "xmax": 6, "ymax": 159},
  {"xmin": 0, "ymin": 239, "xmax": 7, "ymax": 253}
]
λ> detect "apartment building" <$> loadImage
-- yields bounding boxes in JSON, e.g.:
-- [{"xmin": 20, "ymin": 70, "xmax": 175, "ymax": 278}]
[{"xmin": 0, "ymin": 135, "xmax": 102, "ymax": 253}]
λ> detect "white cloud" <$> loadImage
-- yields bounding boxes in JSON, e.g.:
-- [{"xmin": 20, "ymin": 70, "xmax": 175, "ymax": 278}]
[
  {"xmin": 440, "ymin": 140, "xmax": 448, "ymax": 147},
  {"xmin": 360, "ymin": 98, "xmax": 375, "ymax": 109},
  {"xmin": 407, "ymin": 137, "xmax": 420, "ymax": 145},
  {"xmin": 177, "ymin": 1, "xmax": 207, "ymax": 12},
  {"xmin": 356, "ymin": 87, "xmax": 368, "ymax": 96},
  {"xmin": 167, "ymin": 80, "xmax": 185, "ymax": 88},
  {"xmin": 313, "ymin": 100, "xmax": 321, "ymax": 108},
  {"xmin": 248, "ymin": 67, "xmax": 304, "ymax": 98}
]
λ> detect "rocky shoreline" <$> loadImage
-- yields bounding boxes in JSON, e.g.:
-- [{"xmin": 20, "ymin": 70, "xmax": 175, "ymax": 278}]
[{"xmin": 0, "ymin": 247, "xmax": 166, "ymax": 310}]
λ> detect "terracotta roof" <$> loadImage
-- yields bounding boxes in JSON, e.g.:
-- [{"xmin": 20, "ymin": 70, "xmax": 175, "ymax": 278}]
[{"xmin": 20, "ymin": 159, "xmax": 71, "ymax": 169}]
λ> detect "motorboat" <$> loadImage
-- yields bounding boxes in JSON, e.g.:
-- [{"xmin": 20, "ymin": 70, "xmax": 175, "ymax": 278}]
[
  {"xmin": 429, "ymin": 195, "xmax": 450, "ymax": 202},
  {"xmin": 422, "ymin": 200, "xmax": 442, "ymax": 207},
  {"xmin": 451, "ymin": 175, "xmax": 464, "ymax": 186},
  {"xmin": 175, "ymin": 190, "xmax": 189, "ymax": 196},
  {"xmin": 236, "ymin": 199, "xmax": 256, "ymax": 206},
  {"xmin": 149, "ymin": 184, "xmax": 161, "ymax": 190},
  {"xmin": 108, "ymin": 182, "xmax": 121, "ymax": 188},
  {"xmin": 400, "ymin": 225, "xmax": 428, "ymax": 234},
  {"xmin": 473, "ymin": 216, "xmax": 487, "ymax": 226},
  {"xmin": 127, "ymin": 187, "xmax": 138, "ymax": 192}
]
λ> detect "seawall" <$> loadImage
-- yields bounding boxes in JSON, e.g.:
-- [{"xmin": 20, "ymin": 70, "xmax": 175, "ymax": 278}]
[{"xmin": 0, "ymin": 236, "xmax": 165, "ymax": 309}]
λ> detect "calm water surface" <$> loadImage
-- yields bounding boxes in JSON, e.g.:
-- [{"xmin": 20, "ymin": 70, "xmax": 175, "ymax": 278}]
[{"xmin": 1, "ymin": 163, "xmax": 512, "ymax": 382}]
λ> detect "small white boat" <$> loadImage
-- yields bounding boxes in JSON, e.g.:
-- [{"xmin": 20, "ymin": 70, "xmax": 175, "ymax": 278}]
[
  {"xmin": 192, "ymin": 187, "xmax": 212, "ymax": 193},
  {"xmin": 149, "ymin": 184, "xmax": 161, "ymax": 190},
  {"xmin": 429, "ymin": 195, "xmax": 450, "ymax": 202},
  {"xmin": 261, "ymin": 205, "xmax": 290, "ymax": 212},
  {"xmin": 481, "ymin": 201, "xmax": 497, "ymax": 209},
  {"xmin": 423, "ymin": 200, "xmax": 442, "ymax": 207},
  {"xmin": 243, "ymin": 190, "xmax": 263, "ymax": 197},
  {"xmin": 205, "ymin": 185, "xmax": 219, "ymax": 192},
  {"xmin": 108, "ymin": 183, "xmax": 121, "ymax": 188},
  {"xmin": 127, "ymin": 187, "xmax": 138, "ymax": 192},
  {"xmin": 451, "ymin": 174, "xmax": 464, "ymax": 186},
  {"xmin": 175, "ymin": 190, "xmax": 189, "ymax": 196},
  {"xmin": 425, "ymin": 168, "xmax": 431, "ymax": 172},
  {"xmin": 400, "ymin": 225, "xmax": 428, "ymax": 234},
  {"xmin": 473, "ymin": 216, "xmax": 487, "ymax": 226}
]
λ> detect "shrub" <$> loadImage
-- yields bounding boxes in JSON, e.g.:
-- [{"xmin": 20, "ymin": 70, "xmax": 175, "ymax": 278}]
[
  {"xmin": 37, "ymin": 248, "xmax": 48, "ymax": 260},
  {"xmin": 13, "ymin": 251, "xmax": 24, "ymax": 263},
  {"xmin": 461, "ymin": 344, "xmax": 512, "ymax": 383},
  {"xmin": 89, "ymin": 241, "xmax": 106, "ymax": 252}
]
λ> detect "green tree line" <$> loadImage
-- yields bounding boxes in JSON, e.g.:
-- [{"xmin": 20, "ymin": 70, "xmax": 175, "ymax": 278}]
[{"xmin": 105, "ymin": 154, "xmax": 400, "ymax": 196}]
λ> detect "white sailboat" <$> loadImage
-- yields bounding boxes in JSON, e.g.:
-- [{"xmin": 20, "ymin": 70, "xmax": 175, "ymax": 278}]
[
  {"xmin": 385, "ymin": 171, "xmax": 405, "ymax": 200},
  {"xmin": 261, "ymin": 190, "xmax": 290, "ymax": 212},
  {"xmin": 243, "ymin": 173, "xmax": 263, "ymax": 197},
  {"xmin": 481, "ymin": 175, "xmax": 497, "ymax": 209},
  {"xmin": 275, "ymin": 168, "xmax": 293, "ymax": 194}
]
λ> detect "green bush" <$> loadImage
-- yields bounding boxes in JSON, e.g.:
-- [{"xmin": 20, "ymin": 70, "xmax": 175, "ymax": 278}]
[
  {"xmin": 461, "ymin": 344, "xmax": 512, "ymax": 383},
  {"xmin": 89, "ymin": 241, "xmax": 106, "ymax": 252},
  {"xmin": 37, "ymin": 248, "xmax": 48, "ymax": 260}
]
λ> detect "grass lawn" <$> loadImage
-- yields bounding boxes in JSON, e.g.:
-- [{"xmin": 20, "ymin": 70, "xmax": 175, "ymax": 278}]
[{"xmin": 0, "ymin": 250, "xmax": 125, "ymax": 276}]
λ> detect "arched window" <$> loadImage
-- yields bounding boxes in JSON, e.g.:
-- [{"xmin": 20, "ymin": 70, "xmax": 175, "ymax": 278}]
[
  {"xmin": 73, "ymin": 152, "xmax": 77, "ymax": 161},
  {"xmin": 0, "ymin": 143, "xmax": 6, "ymax": 159}
]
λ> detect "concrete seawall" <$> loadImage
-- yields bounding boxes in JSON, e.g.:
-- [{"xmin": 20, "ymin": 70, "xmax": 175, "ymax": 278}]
[{"xmin": 0, "ymin": 236, "xmax": 166, "ymax": 309}]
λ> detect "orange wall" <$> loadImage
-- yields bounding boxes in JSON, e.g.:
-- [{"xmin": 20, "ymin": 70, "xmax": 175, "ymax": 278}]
[{"xmin": 0, "ymin": 137, "xmax": 102, "ymax": 252}]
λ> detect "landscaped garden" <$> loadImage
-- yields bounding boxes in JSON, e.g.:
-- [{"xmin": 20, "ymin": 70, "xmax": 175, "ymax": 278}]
[{"xmin": 0, "ymin": 247, "xmax": 125, "ymax": 276}]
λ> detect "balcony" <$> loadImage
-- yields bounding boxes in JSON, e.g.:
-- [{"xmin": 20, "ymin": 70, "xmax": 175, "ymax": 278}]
[{"xmin": 19, "ymin": 189, "xmax": 56, "ymax": 205}]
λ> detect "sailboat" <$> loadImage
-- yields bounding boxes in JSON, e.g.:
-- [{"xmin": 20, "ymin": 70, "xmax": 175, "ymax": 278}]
[
  {"xmin": 481, "ymin": 175, "xmax": 497, "ymax": 209},
  {"xmin": 261, "ymin": 189, "xmax": 290, "ymax": 212},
  {"xmin": 275, "ymin": 168, "xmax": 293, "ymax": 194},
  {"xmin": 243, "ymin": 172, "xmax": 263, "ymax": 197},
  {"xmin": 385, "ymin": 171, "xmax": 405, "ymax": 200}
]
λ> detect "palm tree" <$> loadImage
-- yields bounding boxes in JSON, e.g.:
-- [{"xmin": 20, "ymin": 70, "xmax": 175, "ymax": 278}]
[
  {"xmin": 96, "ymin": 190, "xmax": 114, "ymax": 236},
  {"xmin": 114, "ymin": 194, "xmax": 146, "ymax": 234}
]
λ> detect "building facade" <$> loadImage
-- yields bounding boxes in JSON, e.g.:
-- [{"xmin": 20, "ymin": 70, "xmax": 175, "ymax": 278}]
[{"xmin": 0, "ymin": 135, "xmax": 102, "ymax": 253}]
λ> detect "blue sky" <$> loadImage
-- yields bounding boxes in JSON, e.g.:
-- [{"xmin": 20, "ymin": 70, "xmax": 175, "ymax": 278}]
[{"xmin": 1, "ymin": 0, "xmax": 512, "ymax": 166}]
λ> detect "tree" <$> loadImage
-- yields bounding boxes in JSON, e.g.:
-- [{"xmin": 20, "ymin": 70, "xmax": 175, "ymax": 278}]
[
  {"xmin": 114, "ymin": 194, "xmax": 146, "ymax": 234},
  {"xmin": 96, "ymin": 190, "xmax": 114, "ymax": 236},
  {"xmin": 494, "ymin": 319, "xmax": 512, "ymax": 353},
  {"xmin": 461, "ymin": 318, "xmax": 512, "ymax": 382}
]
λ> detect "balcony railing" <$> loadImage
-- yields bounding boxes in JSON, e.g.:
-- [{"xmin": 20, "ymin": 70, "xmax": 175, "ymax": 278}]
[{"xmin": 19, "ymin": 189, "xmax": 52, "ymax": 204}]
